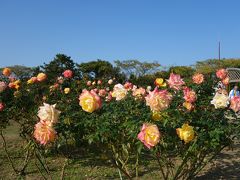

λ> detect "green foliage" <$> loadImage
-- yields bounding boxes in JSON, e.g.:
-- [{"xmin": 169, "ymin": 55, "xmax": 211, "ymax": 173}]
[
  {"xmin": 169, "ymin": 66, "xmax": 195, "ymax": 78},
  {"xmin": 195, "ymin": 58, "xmax": 240, "ymax": 74},
  {"xmin": 77, "ymin": 59, "xmax": 124, "ymax": 80},
  {"xmin": 115, "ymin": 60, "xmax": 161, "ymax": 77},
  {"xmin": 40, "ymin": 54, "xmax": 79, "ymax": 81},
  {"xmin": 0, "ymin": 65, "xmax": 35, "ymax": 79}
]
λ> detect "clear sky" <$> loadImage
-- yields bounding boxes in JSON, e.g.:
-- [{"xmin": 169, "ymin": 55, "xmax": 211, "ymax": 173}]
[{"xmin": 0, "ymin": 0, "xmax": 240, "ymax": 67}]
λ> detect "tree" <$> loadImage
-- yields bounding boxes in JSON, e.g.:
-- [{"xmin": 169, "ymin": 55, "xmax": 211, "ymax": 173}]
[
  {"xmin": 40, "ymin": 54, "xmax": 79, "ymax": 81},
  {"xmin": 169, "ymin": 66, "xmax": 195, "ymax": 78},
  {"xmin": 195, "ymin": 59, "xmax": 240, "ymax": 74},
  {"xmin": 114, "ymin": 60, "xmax": 161, "ymax": 78},
  {"xmin": 0, "ymin": 65, "xmax": 35, "ymax": 79},
  {"xmin": 77, "ymin": 59, "xmax": 125, "ymax": 80}
]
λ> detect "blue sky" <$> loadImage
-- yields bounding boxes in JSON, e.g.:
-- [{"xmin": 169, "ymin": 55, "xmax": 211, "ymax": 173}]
[{"xmin": 0, "ymin": 0, "xmax": 240, "ymax": 67}]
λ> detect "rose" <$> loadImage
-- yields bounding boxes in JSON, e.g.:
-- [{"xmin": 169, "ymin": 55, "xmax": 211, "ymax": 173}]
[
  {"xmin": 138, "ymin": 123, "xmax": 160, "ymax": 149},
  {"xmin": 124, "ymin": 82, "xmax": 133, "ymax": 90},
  {"xmin": 192, "ymin": 73, "xmax": 204, "ymax": 84},
  {"xmin": 154, "ymin": 78, "xmax": 166, "ymax": 87},
  {"xmin": 183, "ymin": 87, "xmax": 197, "ymax": 103},
  {"xmin": 64, "ymin": 88, "xmax": 71, "ymax": 94},
  {"xmin": 37, "ymin": 73, "xmax": 47, "ymax": 82},
  {"xmin": 211, "ymin": 92, "xmax": 229, "ymax": 109},
  {"xmin": 8, "ymin": 80, "xmax": 20, "ymax": 90},
  {"xmin": 145, "ymin": 88, "xmax": 172, "ymax": 112},
  {"xmin": 38, "ymin": 103, "xmax": 61, "ymax": 124},
  {"xmin": 146, "ymin": 86, "xmax": 152, "ymax": 92},
  {"xmin": 87, "ymin": 81, "xmax": 92, "ymax": 86},
  {"xmin": 132, "ymin": 87, "xmax": 146, "ymax": 99},
  {"xmin": 0, "ymin": 81, "xmax": 7, "ymax": 93},
  {"xmin": 230, "ymin": 96, "xmax": 240, "ymax": 112},
  {"xmin": 63, "ymin": 70, "xmax": 73, "ymax": 78},
  {"xmin": 34, "ymin": 120, "xmax": 57, "ymax": 145},
  {"xmin": 49, "ymin": 83, "xmax": 59, "ymax": 92},
  {"xmin": 167, "ymin": 73, "xmax": 185, "ymax": 90},
  {"xmin": 97, "ymin": 80, "xmax": 102, "ymax": 85},
  {"xmin": 216, "ymin": 69, "xmax": 227, "ymax": 79},
  {"xmin": 2, "ymin": 68, "xmax": 11, "ymax": 77},
  {"xmin": 108, "ymin": 79, "xmax": 113, "ymax": 85},
  {"xmin": 98, "ymin": 89, "xmax": 107, "ymax": 97},
  {"xmin": 105, "ymin": 92, "xmax": 112, "ymax": 102},
  {"xmin": 222, "ymin": 77, "xmax": 229, "ymax": 85},
  {"xmin": 183, "ymin": 102, "xmax": 194, "ymax": 111},
  {"xmin": 176, "ymin": 123, "xmax": 195, "ymax": 143},
  {"xmin": 57, "ymin": 76, "xmax": 64, "ymax": 84},
  {"xmin": 112, "ymin": 84, "xmax": 128, "ymax": 101},
  {"xmin": 0, "ymin": 103, "xmax": 4, "ymax": 111},
  {"xmin": 27, "ymin": 77, "xmax": 37, "ymax": 84},
  {"xmin": 79, "ymin": 89, "xmax": 102, "ymax": 113}
]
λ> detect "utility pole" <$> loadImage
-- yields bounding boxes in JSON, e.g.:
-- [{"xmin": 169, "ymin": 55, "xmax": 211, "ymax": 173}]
[{"xmin": 218, "ymin": 41, "xmax": 221, "ymax": 61}]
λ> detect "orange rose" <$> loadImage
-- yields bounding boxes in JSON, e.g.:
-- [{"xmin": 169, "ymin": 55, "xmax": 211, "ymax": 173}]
[
  {"xmin": 37, "ymin": 73, "xmax": 47, "ymax": 82},
  {"xmin": 2, "ymin": 68, "xmax": 11, "ymax": 77}
]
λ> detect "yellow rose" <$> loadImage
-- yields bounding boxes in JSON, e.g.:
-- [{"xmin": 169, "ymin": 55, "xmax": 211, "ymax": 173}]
[
  {"xmin": 79, "ymin": 90, "xmax": 102, "ymax": 113},
  {"xmin": 64, "ymin": 88, "xmax": 70, "ymax": 94},
  {"xmin": 183, "ymin": 102, "xmax": 194, "ymax": 111},
  {"xmin": 155, "ymin": 78, "xmax": 166, "ymax": 87},
  {"xmin": 176, "ymin": 123, "xmax": 195, "ymax": 143}
]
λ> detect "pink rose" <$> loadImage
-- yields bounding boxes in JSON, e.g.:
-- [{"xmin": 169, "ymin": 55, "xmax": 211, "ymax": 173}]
[
  {"xmin": 98, "ymin": 89, "xmax": 107, "ymax": 97},
  {"xmin": 105, "ymin": 92, "xmax": 113, "ymax": 102},
  {"xmin": 124, "ymin": 82, "xmax": 133, "ymax": 90},
  {"xmin": 192, "ymin": 73, "xmax": 204, "ymax": 84},
  {"xmin": 0, "ymin": 103, "xmax": 4, "ymax": 111},
  {"xmin": 145, "ymin": 87, "xmax": 172, "ymax": 112},
  {"xmin": 34, "ymin": 120, "xmax": 57, "ymax": 145},
  {"xmin": 0, "ymin": 81, "xmax": 7, "ymax": 93},
  {"xmin": 138, "ymin": 123, "xmax": 160, "ymax": 149},
  {"xmin": 63, "ymin": 70, "xmax": 73, "ymax": 78},
  {"xmin": 57, "ymin": 76, "xmax": 64, "ymax": 84},
  {"xmin": 87, "ymin": 81, "xmax": 92, "ymax": 86},
  {"xmin": 216, "ymin": 69, "xmax": 227, "ymax": 79},
  {"xmin": 97, "ymin": 80, "xmax": 102, "ymax": 85},
  {"xmin": 167, "ymin": 73, "xmax": 185, "ymax": 90},
  {"xmin": 230, "ymin": 96, "xmax": 240, "ymax": 112},
  {"xmin": 183, "ymin": 87, "xmax": 197, "ymax": 103}
]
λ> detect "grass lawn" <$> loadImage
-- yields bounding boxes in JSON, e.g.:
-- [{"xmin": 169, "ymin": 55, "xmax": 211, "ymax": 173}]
[{"xmin": 0, "ymin": 121, "xmax": 240, "ymax": 179}]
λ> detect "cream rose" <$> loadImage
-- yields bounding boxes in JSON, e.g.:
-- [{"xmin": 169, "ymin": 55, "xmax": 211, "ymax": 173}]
[
  {"xmin": 211, "ymin": 92, "xmax": 229, "ymax": 109},
  {"xmin": 38, "ymin": 103, "xmax": 61, "ymax": 124},
  {"xmin": 111, "ymin": 84, "xmax": 128, "ymax": 101}
]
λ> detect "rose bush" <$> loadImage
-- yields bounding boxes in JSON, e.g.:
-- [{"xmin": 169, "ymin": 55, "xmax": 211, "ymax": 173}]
[{"xmin": 0, "ymin": 66, "xmax": 240, "ymax": 179}]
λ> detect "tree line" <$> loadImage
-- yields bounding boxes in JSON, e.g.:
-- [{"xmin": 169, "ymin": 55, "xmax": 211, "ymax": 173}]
[{"xmin": 1, "ymin": 54, "xmax": 240, "ymax": 86}]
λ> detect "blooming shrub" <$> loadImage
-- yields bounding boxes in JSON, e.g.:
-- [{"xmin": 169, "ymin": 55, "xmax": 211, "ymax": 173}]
[{"xmin": 0, "ymin": 67, "xmax": 240, "ymax": 179}]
